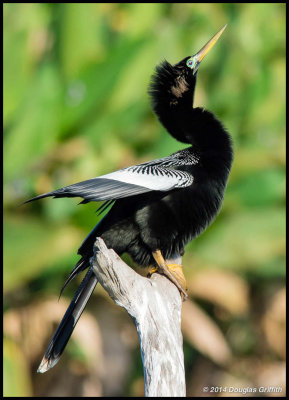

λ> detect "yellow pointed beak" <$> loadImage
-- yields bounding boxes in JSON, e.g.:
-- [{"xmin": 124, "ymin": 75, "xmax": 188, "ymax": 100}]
[{"xmin": 194, "ymin": 24, "xmax": 227, "ymax": 64}]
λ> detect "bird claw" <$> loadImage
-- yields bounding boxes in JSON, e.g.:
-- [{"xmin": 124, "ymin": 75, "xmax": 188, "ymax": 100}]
[{"xmin": 152, "ymin": 251, "xmax": 188, "ymax": 301}]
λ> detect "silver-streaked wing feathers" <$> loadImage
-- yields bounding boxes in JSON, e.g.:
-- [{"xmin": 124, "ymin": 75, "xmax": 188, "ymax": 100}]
[
  {"xmin": 24, "ymin": 149, "xmax": 197, "ymax": 204},
  {"xmin": 103, "ymin": 166, "xmax": 193, "ymax": 191},
  {"xmin": 47, "ymin": 167, "xmax": 193, "ymax": 202}
]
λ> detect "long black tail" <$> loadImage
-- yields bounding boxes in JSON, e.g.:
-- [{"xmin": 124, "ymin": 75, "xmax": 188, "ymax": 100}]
[{"xmin": 37, "ymin": 269, "xmax": 98, "ymax": 373}]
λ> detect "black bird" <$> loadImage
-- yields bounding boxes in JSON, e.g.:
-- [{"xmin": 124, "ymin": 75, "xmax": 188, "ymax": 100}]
[{"xmin": 25, "ymin": 25, "xmax": 233, "ymax": 373}]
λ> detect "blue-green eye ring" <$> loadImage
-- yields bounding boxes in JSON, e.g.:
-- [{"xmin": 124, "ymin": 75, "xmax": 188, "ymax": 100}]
[{"xmin": 186, "ymin": 57, "xmax": 195, "ymax": 69}]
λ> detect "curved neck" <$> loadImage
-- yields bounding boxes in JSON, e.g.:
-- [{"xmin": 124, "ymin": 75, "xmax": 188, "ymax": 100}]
[
  {"xmin": 149, "ymin": 61, "xmax": 196, "ymax": 144},
  {"xmin": 153, "ymin": 99, "xmax": 232, "ymax": 154},
  {"xmin": 149, "ymin": 61, "xmax": 233, "ymax": 170}
]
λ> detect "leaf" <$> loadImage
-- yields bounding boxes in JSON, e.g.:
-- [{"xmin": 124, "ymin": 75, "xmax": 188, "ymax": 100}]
[
  {"xmin": 3, "ymin": 3, "xmax": 51, "ymax": 124},
  {"xmin": 182, "ymin": 299, "xmax": 232, "ymax": 366},
  {"xmin": 4, "ymin": 64, "xmax": 63, "ymax": 182},
  {"xmin": 3, "ymin": 338, "xmax": 32, "ymax": 396},
  {"xmin": 188, "ymin": 269, "xmax": 249, "ymax": 315},
  {"xmin": 190, "ymin": 208, "xmax": 285, "ymax": 274},
  {"xmin": 61, "ymin": 36, "xmax": 148, "ymax": 134},
  {"xmin": 3, "ymin": 214, "xmax": 82, "ymax": 291},
  {"xmin": 227, "ymin": 168, "xmax": 285, "ymax": 208},
  {"xmin": 262, "ymin": 288, "xmax": 286, "ymax": 359}
]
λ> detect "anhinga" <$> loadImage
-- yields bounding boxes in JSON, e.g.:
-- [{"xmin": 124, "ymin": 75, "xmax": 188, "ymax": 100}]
[{"xmin": 25, "ymin": 25, "xmax": 233, "ymax": 373}]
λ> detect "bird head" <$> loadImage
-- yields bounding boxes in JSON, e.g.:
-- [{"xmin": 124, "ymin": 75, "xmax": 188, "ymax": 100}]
[
  {"xmin": 149, "ymin": 24, "xmax": 227, "ymax": 143},
  {"xmin": 150, "ymin": 24, "xmax": 227, "ymax": 111},
  {"xmin": 171, "ymin": 24, "xmax": 227, "ymax": 90}
]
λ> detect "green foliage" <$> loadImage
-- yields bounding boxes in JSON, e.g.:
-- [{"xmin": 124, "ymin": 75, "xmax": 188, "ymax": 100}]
[
  {"xmin": 3, "ymin": 3, "xmax": 285, "ymax": 397},
  {"xmin": 4, "ymin": 338, "xmax": 33, "ymax": 396}
]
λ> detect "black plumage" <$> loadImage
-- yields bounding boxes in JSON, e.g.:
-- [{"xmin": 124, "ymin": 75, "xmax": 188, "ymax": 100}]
[{"xmin": 26, "ymin": 25, "xmax": 233, "ymax": 372}]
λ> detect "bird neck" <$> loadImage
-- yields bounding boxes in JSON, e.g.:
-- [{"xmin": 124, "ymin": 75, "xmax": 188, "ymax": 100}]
[
  {"xmin": 150, "ymin": 61, "xmax": 232, "ymax": 158},
  {"xmin": 149, "ymin": 61, "xmax": 196, "ymax": 144}
]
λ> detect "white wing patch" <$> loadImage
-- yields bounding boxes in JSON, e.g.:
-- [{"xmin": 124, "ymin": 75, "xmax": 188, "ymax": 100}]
[
  {"xmin": 29, "ymin": 148, "xmax": 198, "ymax": 203},
  {"xmin": 100, "ymin": 166, "xmax": 193, "ymax": 191}
]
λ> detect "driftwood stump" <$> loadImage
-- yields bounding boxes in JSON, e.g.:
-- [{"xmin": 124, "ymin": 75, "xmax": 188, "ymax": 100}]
[{"xmin": 91, "ymin": 238, "xmax": 186, "ymax": 397}]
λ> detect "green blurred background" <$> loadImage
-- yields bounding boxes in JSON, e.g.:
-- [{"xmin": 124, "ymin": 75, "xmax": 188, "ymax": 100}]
[{"xmin": 4, "ymin": 3, "xmax": 285, "ymax": 397}]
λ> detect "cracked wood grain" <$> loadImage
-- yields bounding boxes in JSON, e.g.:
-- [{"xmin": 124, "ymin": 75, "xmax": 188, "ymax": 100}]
[{"xmin": 91, "ymin": 238, "xmax": 186, "ymax": 397}]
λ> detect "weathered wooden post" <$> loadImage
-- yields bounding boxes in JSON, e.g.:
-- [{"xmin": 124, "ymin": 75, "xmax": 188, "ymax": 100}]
[{"xmin": 91, "ymin": 238, "xmax": 186, "ymax": 397}]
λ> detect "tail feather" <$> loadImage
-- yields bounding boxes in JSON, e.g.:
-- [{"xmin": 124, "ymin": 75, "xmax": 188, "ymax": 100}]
[
  {"xmin": 22, "ymin": 191, "xmax": 58, "ymax": 204},
  {"xmin": 37, "ymin": 269, "xmax": 98, "ymax": 373},
  {"xmin": 59, "ymin": 258, "xmax": 88, "ymax": 298}
]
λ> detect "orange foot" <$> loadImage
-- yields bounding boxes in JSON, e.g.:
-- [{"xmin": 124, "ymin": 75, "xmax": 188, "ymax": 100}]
[{"xmin": 150, "ymin": 250, "xmax": 188, "ymax": 301}]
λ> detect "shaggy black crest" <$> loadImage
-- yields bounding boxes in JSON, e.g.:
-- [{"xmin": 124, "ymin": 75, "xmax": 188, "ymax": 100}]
[{"xmin": 26, "ymin": 48, "xmax": 233, "ymax": 372}]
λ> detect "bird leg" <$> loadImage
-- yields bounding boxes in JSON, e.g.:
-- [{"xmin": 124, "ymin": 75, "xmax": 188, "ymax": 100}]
[{"xmin": 151, "ymin": 250, "xmax": 188, "ymax": 301}]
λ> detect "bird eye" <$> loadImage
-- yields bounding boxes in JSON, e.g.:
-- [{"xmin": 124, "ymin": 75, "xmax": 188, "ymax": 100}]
[{"xmin": 186, "ymin": 57, "xmax": 195, "ymax": 69}]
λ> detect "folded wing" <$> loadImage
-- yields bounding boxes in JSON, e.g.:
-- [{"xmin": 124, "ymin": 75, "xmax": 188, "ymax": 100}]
[{"xmin": 24, "ymin": 163, "xmax": 194, "ymax": 204}]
